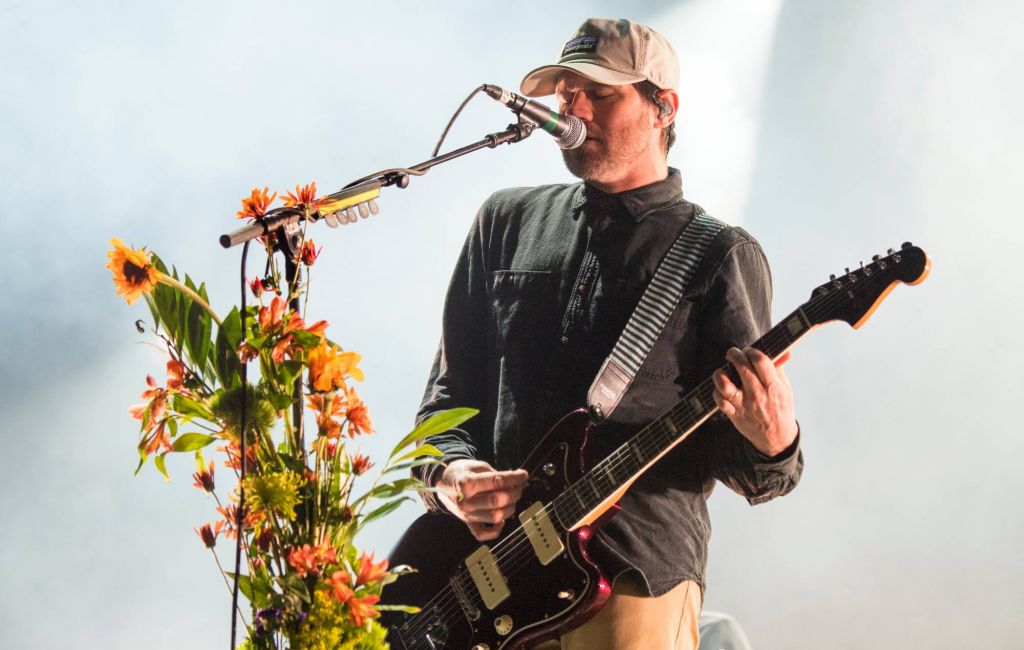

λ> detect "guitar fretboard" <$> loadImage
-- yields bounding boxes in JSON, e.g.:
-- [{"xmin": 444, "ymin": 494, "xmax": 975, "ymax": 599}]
[{"xmin": 546, "ymin": 307, "xmax": 813, "ymax": 532}]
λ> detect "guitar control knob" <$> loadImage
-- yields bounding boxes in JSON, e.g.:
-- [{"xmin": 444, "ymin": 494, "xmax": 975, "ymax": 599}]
[
  {"xmin": 872, "ymin": 254, "xmax": 881, "ymax": 261},
  {"xmin": 829, "ymin": 274, "xmax": 836, "ymax": 281},
  {"xmin": 471, "ymin": 645, "xmax": 491, "ymax": 650},
  {"xmin": 494, "ymin": 615, "xmax": 514, "ymax": 636},
  {"xmin": 888, "ymin": 248, "xmax": 895, "ymax": 255},
  {"xmin": 542, "ymin": 463, "xmax": 556, "ymax": 477},
  {"xmin": 901, "ymin": 241, "xmax": 912, "ymax": 249}
]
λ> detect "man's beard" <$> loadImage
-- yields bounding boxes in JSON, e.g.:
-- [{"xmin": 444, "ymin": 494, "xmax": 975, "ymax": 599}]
[{"xmin": 560, "ymin": 118, "xmax": 653, "ymax": 185}]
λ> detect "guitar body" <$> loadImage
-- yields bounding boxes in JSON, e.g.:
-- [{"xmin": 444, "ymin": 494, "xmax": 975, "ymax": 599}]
[
  {"xmin": 383, "ymin": 244, "xmax": 932, "ymax": 650},
  {"xmin": 383, "ymin": 409, "xmax": 615, "ymax": 650}
]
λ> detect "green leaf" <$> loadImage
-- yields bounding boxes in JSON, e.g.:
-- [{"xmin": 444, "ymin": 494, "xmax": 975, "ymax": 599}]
[
  {"xmin": 171, "ymin": 393, "xmax": 214, "ymax": 420},
  {"xmin": 376, "ymin": 604, "xmax": 421, "ymax": 614},
  {"xmin": 184, "ymin": 283, "xmax": 212, "ymax": 380},
  {"xmin": 265, "ymin": 391, "xmax": 293, "ymax": 411},
  {"xmin": 382, "ymin": 457, "xmax": 443, "ymax": 475},
  {"xmin": 389, "ymin": 443, "xmax": 444, "ymax": 466},
  {"xmin": 170, "ymin": 432, "xmax": 217, "ymax": 452},
  {"xmin": 366, "ymin": 478, "xmax": 420, "ymax": 501},
  {"xmin": 358, "ymin": 497, "xmax": 412, "ymax": 530},
  {"xmin": 214, "ymin": 307, "xmax": 242, "ymax": 389},
  {"xmin": 277, "ymin": 360, "xmax": 305, "ymax": 387},
  {"xmin": 226, "ymin": 572, "xmax": 273, "ymax": 608},
  {"xmin": 133, "ymin": 448, "xmax": 147, "ymax": 476},
  {"xmin": 278, "ymin": 572, "xmax": 311, "ymax": 605},
  {"xmin": 389, "ymin": 408, "xmax": 478, "ymax": 459},
  {"xmin": 154, "ymin": 453, "xmax": 169, "ymax": 481}
]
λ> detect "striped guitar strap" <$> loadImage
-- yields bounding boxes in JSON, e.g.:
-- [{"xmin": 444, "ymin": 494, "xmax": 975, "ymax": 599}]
[{"xmin": 587, "ymin": 212, "xmax": 726, "ymax": 421}]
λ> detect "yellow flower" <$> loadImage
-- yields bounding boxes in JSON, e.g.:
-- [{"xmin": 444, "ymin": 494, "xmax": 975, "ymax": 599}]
[
  {"xmin": 106, "ymin": 238, "xmax": 161, "ymax": 305},
  {"xmin": 242, "ymin": 470, "xmax": 305, "ymax": 521}
]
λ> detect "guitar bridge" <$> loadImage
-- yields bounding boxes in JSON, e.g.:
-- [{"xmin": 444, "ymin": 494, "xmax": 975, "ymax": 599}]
[{"xmin": 450, "ymin": 572, "xmax": 481, "ymax": 621}]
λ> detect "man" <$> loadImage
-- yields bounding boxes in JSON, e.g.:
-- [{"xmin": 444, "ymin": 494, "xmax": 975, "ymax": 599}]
[{"xmin": 413, "ymin": 18, "xmax": 802, "ymax": 650}]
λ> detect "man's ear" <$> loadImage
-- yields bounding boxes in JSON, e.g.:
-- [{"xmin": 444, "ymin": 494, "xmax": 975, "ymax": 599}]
[{"xmin": 654, "ymin": 88, "xmax": 679, "ymax": 127}]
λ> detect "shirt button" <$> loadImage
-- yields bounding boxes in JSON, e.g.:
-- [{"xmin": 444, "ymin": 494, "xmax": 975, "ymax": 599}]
[
  {"xmin": 560, "ymin": 336, "xmax": 569, "ymax": 345},
  {"xmin": 577, "ymin": 283, "xmax": 588, "ymax": 295}
]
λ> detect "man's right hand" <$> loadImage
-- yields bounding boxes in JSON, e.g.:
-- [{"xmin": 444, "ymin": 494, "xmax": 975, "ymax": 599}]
[{"xmin": 436, "ymin": 459, "xmax": 529, "ymax": 541}]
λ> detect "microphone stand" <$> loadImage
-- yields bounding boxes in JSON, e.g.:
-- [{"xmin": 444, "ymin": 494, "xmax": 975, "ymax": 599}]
[
  {"xmin": 219, "ymin": 119, "xmax": 536, "ymax": 248},
  {"xmin": 219, "ymin": 116, "xmax": 535, "ymax": 650}
]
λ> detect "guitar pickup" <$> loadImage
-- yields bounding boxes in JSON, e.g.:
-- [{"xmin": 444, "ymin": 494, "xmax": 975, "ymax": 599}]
[
  {"xmin": 520, "ymin": 501, "xmax": 564, "ymax": 565},
  {"xmin": 466, "ymin": 546, "xmax": 511, "ymax": 610}
]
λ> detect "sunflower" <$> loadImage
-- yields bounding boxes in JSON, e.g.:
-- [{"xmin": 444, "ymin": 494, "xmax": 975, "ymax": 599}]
[{"xmin": 106, "ymin": 238, "xmax": 161, "ymax": 305}]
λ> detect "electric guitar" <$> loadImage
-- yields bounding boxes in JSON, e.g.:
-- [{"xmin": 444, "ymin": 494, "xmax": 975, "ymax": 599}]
[{"xmin": 383, "ymin": 243, "xmax": 931, "ymax": 650}]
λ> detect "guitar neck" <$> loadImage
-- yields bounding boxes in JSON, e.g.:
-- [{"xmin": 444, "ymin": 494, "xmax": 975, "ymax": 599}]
[{"xmin": 547, "ymin": 306, "xmax": 813, "ymax": 532}]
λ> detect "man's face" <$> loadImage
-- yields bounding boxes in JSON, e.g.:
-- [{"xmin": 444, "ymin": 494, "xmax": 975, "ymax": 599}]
[{"xmin": 554, "ymin": 72, "xmax": 659, "ymax": 186}]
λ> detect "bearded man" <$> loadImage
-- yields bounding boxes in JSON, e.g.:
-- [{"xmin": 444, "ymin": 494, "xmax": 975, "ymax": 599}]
[{"xmin": 410, "ymin": 17, "xmax": 802, "ymax": 650}]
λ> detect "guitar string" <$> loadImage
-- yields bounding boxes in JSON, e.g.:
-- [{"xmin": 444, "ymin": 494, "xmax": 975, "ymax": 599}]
[{"xmin": 397, "ymin": 259, "xmax": 910, "ymax": 644}]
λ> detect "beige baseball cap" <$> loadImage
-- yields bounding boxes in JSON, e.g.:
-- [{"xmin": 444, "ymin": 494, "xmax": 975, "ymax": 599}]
[{"xmin": 520, "ymin": 18, "xmax": 679, "ymax": 97}]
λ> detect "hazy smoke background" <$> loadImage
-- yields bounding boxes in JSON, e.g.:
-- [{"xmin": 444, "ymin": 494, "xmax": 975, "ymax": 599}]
[{"xmin": 1, "ymin": 1, "xmax": 1019, "ymax": 647}]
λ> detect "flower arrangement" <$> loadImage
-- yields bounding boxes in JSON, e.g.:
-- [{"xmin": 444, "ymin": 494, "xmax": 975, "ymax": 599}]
[{"xmin": 108, "ymin": 183, "xmax": 472, "ymax": 649}]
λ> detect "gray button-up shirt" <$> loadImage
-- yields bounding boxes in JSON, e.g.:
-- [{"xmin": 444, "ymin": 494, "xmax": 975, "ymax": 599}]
[{"xmin": 416, "ymin": 168, "xmax": 802, "ymax": 595}]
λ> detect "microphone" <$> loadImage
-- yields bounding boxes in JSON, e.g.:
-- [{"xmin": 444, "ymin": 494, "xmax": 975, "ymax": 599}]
[{"xmin": 482, "ymin": 84, "xmax": 586, "ymax": 149}]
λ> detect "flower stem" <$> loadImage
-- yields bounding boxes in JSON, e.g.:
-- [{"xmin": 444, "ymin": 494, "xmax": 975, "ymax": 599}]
[{"xmin": 158, "ymin": 273, "xmax": 223, "ymax": 326}]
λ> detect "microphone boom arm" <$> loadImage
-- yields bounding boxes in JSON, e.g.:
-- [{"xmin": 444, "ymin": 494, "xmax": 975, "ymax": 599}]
[{"xmin": 218, "ymin": 120, "xmax": 535, "ymax": 248}]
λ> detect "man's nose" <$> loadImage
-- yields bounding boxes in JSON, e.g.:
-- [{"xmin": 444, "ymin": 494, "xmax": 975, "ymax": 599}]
[{"xmin": 563, "ymin": 92, "xmax": 593, "ymax": 120}]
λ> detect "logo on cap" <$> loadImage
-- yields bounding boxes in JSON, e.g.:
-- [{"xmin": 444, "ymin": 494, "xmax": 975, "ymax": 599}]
[{"xmin": 561, "ymin": 36, "xmax": 598, "ymax": 57}]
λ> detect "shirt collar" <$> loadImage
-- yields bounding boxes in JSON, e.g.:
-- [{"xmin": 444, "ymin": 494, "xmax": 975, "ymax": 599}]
[{"xmin": 572, "ymin": 168, "xmax": 684, "ymax": 224}]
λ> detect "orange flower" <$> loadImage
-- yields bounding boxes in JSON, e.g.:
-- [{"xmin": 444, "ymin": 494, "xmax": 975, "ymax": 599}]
[
  {"xmin": 166, "ymin": 359, "xmax": 191, "ymax": 395},
  {"xmin": 284, "ymin": 312, "xmax": 328, "ymax": 337},
  {"xmin": 287, "ymin": 543, "xmax": 337, "ymax": 577},
  {"xmin": 195, "ymin": 520, "xmax": 225, "ymax": 548},
  {"xmin": 347, "ymin": 593, "xmax": 381, "ymax": 627},
  {"xmin": 193, "ymin": 461, "xmax": 215, "ymax": 492},
  {"xmin": 325, "ymin": 569, "xmax": 354, "ymax": 604},
  {"xmin": 237, "ymin": 186, "xmax": 277, "ymax": 220},
  {"xmin": 307, "ymin": 341, "xmax": 364, "ymax": 393},
  {"xmin": 344, "ymin": 386, "xmax": 373, "ymax": 437},
  {"xmin": 249, "ymin": 277, "xmax": 264, "ymax": 298},
  {"xmin": 258, "ymin": 296, "xmax": 288, "ymax": 333},
  {"xmin": 282, "ymin": 181, "xmax": 326, "ymax": 210},
  {"xmin": 307, "ymin": 393, "xmax": 346, "ymax": 438},
  {"xmin": 142, "ymin": 418, "xmax": 171, "ymax": 455},
  {"xmin": 350, "ymin": 453, "xmax": 373, "ymax": 476},
  {"xmin": 300, "ymin": 239, "xmax": 321, "ymax": 266},
  {"xmin": 355, "ymin": 551, "xmax": 388, "ymax": 586},
  {"xmin": 237, "ymin": 341, "xmax": 259, "ymax": 363},
  {"xmin": 220, "ymin": 439, "xmax": 258, "ymax": 472},
  {"xmin": 106, "ymin": 238, "xmax": 161, "ymax": 305}
]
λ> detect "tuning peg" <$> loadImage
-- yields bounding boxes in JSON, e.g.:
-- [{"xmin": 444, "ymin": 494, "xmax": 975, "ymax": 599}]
[
  {"xmin": 845, "ymin": 267, "xmax": 851, "ymax": 274},
  {"xmin": 829, "ymin": 273, "xmax": 837, "ymax": 281},
  {"xmin": 887, "ymin": 248, "xmax": 895, "ymax": 255},
  {"xmin": 872, "ymin": 254, "xmax": 880, "ymax": 262},
  {"xmin": 901, "ymin": 241, "xmax": 912, "ymax": 249},
  {"xmin": 324, "ymin": 212, "xmax": 340, "ymax": 228},
  {"xmin": 357, "ymin": 202, "xmax": 370, "ymax": 219},
  {"xmin": 368, "ymin": 199, "xmax": 380, "ymax": 215}
]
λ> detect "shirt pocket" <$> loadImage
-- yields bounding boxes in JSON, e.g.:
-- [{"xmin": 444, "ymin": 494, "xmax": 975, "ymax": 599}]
[{"xmin": 490, "ymin": 269, "xmax": 556, "ymax": 359}]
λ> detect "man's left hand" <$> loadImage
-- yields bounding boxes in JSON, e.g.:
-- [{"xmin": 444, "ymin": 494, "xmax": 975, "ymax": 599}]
[{"xmin": 712, "ymin": 347, "xmax": 798, "ymax": 457}]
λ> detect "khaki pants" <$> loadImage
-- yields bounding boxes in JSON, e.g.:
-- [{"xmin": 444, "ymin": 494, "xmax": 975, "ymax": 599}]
[{"xmin": 533, "ymin": 579, "xmax": 702, "ymax": 650}]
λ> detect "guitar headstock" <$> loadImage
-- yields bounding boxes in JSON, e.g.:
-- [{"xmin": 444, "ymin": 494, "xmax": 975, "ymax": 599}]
[{"xmin": 805, "ymin": 242, "xmax": 930, "ymax": 329}]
